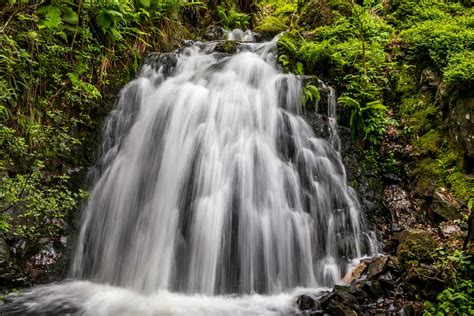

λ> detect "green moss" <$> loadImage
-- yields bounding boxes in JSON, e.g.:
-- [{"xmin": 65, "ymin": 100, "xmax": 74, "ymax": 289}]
[
  {"xmin": 216, "ymin": 40, "xmax": 238, "ymax": 54},
  {"xmin": 413, "ymin": 130, "xmax": 442, "ymax": 155},
  {"xmin": 255, "ymin": 16, "xmax": 288, "ymax": 35},
  {"xmin": 443, "ymin": 50, "xmax": 474, "ymax": 91},
  {"xmin": 396, "ymin": 229, "xmax": 437, "ymax": 265},
  {"xmin": 446, "ymin": 171, "xmax": 473, "ymax": 203}
]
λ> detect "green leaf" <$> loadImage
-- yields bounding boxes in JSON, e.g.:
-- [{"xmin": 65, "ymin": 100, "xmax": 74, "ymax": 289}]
[
  {"xmin": 62, "ymin": 7, "xmax": 78, "ymax": 25},
  {"xmin": 38, "ymin": 5, "xmax": 62, "ymax": 30},
  {"xmin": 139, "ymin": 0, "xmax": 151, "ymax": 8}
]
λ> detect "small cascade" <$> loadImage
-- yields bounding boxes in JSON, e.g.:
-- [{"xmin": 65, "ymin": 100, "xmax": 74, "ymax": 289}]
[{"xmin": 1, "ymin": 30, "xmax": 377, "ymax": 315}]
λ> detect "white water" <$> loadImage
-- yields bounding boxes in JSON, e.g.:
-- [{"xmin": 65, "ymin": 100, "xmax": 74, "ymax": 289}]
[{"xmin": 2, "ymin": 31, "xmax": 377, "ymax": 315}]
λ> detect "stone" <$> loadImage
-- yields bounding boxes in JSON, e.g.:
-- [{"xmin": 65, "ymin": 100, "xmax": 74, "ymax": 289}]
[
  {"xmin": 214, "ymin": 40, "xmax": 239, "ymax": 54},
  {"xmin": 362, "ymin": 279, "xmax": 384, "ymax": 298},
  {"xmin": 366, "ymin": 256, "xmax": 389, "ymax": 279},
  {"xmin": 448, "ymin": 97, "xmax": 474, "ymax": 158},
  {"xmin": 342, "ymin": 261, "xmax": 367, "ymax": 283},
  {"xmin": 296, "ymin": 294, "xmax": 316, "ymax": 311},
  {"xmin": 394, "ymin": 229, "xmax": 437, "ymax": 264},
  {"xmin": 433, "ymin": 188, "xmax": 462, "ymax": 221},
  {"xmin": 320, "ymin": 286, "xmax": 360, "ymax": 316},
  {"xmin": 0, "ymin": 237, "xmax": 11, "ymax": 267},
  {"xmin": 204, "ymin": 25, "xmax": 226, "ymax": 41}
]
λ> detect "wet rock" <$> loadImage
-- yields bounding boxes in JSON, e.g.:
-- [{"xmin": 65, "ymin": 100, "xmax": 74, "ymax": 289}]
[
  {"xmin": 432, "ymin": 188, "xmax": 462, "ymax": 221},
  {"xmin": 320, "ymin": 286, "xmax": 360, "ymax": 316},
  {"xmin": 141, "ymin": 52, "xmax": 178, "ymax": 77},
  {"xmin": 296, "ymin": 294, "xmax": 316, "ymax": 311},
  {"xmin": 342, "ymin": 261, "xmax": 367, "ymax": 283},
  {"xmin": 213, "ymin": 40, "xmax": 239, "ymax": 54},
  {"xmin": 204, "ymin": 25, "xmax": 226, "ymax": 41}
]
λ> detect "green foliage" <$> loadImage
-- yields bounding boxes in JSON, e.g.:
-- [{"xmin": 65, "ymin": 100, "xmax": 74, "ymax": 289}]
[
  {"xmin": 423, "ymin": 249, "xmax": 474, "ymax": 316},
  {"xmin": 400, "ymin": 16, "xmax": 474, "ymax": 69},
  {"xmin": 0, "ymin": 0, "xmax": 212, "ymax": 244},
  {"xmin": 302, "ymin": 83, "xmax": 320, "ymax": 108},
  {"xmin": 217, "ymin": 5, "xmax": 250, "ymax": 30},
  {"xmin": 338, "ymin": 96, "xmax": 388, "ymax": 145},
  {"xmin": 443, "ymin": 50, "xmax": 474, "ymax": 91}
]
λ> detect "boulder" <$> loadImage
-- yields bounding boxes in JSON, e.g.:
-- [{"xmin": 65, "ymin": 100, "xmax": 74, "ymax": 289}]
[
  {"xmin": 204, "ymin": 25, "xmax": 226, "ymax": 41},
  {"xmin": 320, "ymin": 286, "xmax": 360, "ymax": 316},
  {"xmin": 366, "ymin": 256, "xmax": 389, "ymax": 279},
  {"xmin": 432, "ymin": 188, "xmax": 462, "ymax": 221},
  {"xmin": 296, "ymin": 294, "xmax": 316, "ymax": 311},
  {"xmin": 394, "ymin": 229, "xmax": 436, "ymax": 264}
]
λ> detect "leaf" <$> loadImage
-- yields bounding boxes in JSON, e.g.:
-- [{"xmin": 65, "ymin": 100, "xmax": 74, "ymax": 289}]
[
  {"xmin": 139, "ymin": 0, "xmax": 151, "ymax": 8},
  {"xmin": 62, "ymin": 7, "xmax": 78, "ymax": 25},
  {"xmin": 38, "ymin": 5, "xmax": 62, "ymax": 30}
]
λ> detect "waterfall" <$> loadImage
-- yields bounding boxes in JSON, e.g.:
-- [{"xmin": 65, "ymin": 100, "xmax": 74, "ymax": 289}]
[{"xmin": 2, "ymin": 32, "xmax": 376, "ymax": 315}]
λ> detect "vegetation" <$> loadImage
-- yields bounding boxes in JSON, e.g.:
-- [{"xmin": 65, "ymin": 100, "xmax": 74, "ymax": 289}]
[
  {"xmin": 0, "ymin": 0, "xmax": 225, "ymax": 273},
  {"xmin": 1, "ymin": 0, "xmax": 473, "ymax": 312},
  {"xmin": 257, "ymin": 0, "xmax": 473, "ymax": 312}
]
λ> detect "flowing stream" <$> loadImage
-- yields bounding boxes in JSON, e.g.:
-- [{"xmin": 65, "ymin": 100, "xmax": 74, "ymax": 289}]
[{"xmin": 2, "ymin": 30, "xmax": 377, "ymax": 315}]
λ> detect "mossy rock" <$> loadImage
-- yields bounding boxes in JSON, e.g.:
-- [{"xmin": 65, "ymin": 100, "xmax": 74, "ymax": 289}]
[
  {"xmin": 214, "ymin": 40, "xmax": 238, "ymax": 54},
  {"xmin": 394, "ymin": 229, "xmax": 437, "ymax": 265}
]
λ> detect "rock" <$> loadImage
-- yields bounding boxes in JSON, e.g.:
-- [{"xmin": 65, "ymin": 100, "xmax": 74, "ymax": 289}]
[
  {"xmin": 394, "ymin": 229, "xmax": 436, "ymax": 264},
  {"xmin": 30, "ymin": 239, "xmax": 59, "ymax": 267},
  {"xmin": 448, "ymin": 97, "xmax": 474, "ymax": 159},
  {"xmin": 204, "ymin": 25, "xmax": 226, "ymax": 41},
  {"xmin": 383, "ymin": 184, "xmax": 412, "ymax": 222},
  {"xmin": 296, "ymin": 294, "xmax": 316, "ymax": 311},
  {"xmin": 342, "ymin": 261, "xmax": 367, "ymax": 283},
  {"xmin": 320, "ymin": 286, "xmax": 360, "ymax": 316},
  {"xmin": 362, "ymin": 279, "xmax": 384, "ymax": 298},
  {"xmin": 432, "ymin": 188, "xmax": 462, "ymax": 221},
  {"xmin": 141, "ymin": 52, "xmax": 178, "ymax": 78},
  {"xmin": 439, "ymin": 221, "xmax": 461, "ymax": 237},
  {"xmin": 213, "ymin": 40, "xmax": 239, "ymax": 54},
  {"xmin": 0, "ymin": 237, "xmax": 11, "ymax": 267},
  {"xmin": 366, "ymin": 256, "xmax": 389, "ymax": 279}
]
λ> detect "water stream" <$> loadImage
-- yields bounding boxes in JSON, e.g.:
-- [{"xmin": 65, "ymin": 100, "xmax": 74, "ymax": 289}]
[{"xmin": 2, "ymin": 31, "xmax": 377, "ymax": 315}]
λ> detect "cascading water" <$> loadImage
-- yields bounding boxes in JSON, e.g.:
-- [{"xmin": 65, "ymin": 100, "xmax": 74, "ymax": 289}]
[{"xmin": 2, "ymin": 31, "xmax": 377, "ymax": 315}]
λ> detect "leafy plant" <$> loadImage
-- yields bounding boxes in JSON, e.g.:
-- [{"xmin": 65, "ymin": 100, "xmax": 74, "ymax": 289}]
[
  {"xmin": 217, "ymin": 5, "xmax": 250, "ymax": 30},
  {"xmin": 302, "ymin": 83, "xmax": 320, "ymax": 108},
  {"xmin": 338, "ymin": 96, "xmax": 388, "ymax": 145}
]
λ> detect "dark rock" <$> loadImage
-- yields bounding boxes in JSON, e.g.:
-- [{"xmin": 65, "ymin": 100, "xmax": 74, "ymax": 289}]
[
  {"xmin": 204, "ymin": 25, "xmax": 227, "ymax": 41},
  {"xmin": 448, "ymin": 97, "xmax": 474, "ymax": 159},
  {"xmin": 296, "ymin": 294, "xmax": 316, "ymax": 311},
  {"xmin": 213, "ymin": 40, "xmax": 239, "ymax": 54},
  {"xmin": 141, "ymin": 52, "xmax": 178, "ymax": 78},
  {"xmin": 320, "ymin": 286, "xmax": 360, "ymax": 316},
  {"xmin": 362, "ymin": 279, "xmax": 384, "ymax": 298},
  {"xmin": 382, "ymin": 173, "xmax": 402, "ymax": 184}
]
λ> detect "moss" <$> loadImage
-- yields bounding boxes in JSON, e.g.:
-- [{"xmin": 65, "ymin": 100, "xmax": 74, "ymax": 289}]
[
  {"xmin": 413, "ymin": 130, "xmax": 443, "ymax": 155},
  {"xmin": 396, "ymin": 229, "xmax": 437, "ymax": 266},
  {"xmin": 446, "ymin": 171, "xmax": 473, "ymax": 203},
  {"xmin": 255, "ymin": 16, "xmax": 288, "ymax": 36},
  {"xmin": 215, "ymin": 40, "xmax": 238, "ymax": 54}
]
